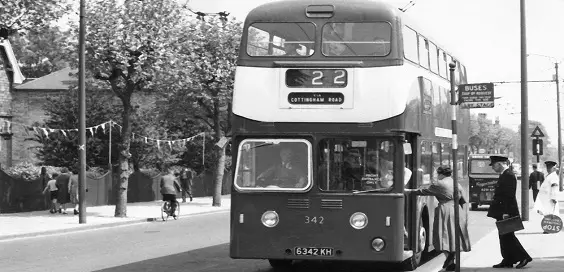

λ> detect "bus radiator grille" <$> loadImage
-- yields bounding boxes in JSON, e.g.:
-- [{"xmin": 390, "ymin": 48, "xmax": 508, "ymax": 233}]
[
  {"xmin": 287, "ymin": 199, "xmax": 310, "ymax": 209},
  {"xmin": 321, "ymin": 199, "xmax": 343, "ymax": 209}
]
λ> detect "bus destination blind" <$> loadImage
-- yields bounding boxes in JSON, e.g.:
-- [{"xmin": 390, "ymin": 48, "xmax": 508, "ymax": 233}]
[
  {"xmin": 285, "ymin": 69, "xmax": 348, "ymax": 88},
  {"xmin": 288, "ymin": 92, "xmax": 344, "ymax": 105}
]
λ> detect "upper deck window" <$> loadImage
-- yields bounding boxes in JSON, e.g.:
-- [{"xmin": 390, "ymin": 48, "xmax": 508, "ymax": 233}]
[
  {"xmin": 246, "ymin": 23, "xmax": 315, "ymax": 57},
  {"xmin": 321, "ymin": 22, "xmax": 391, "ymax": 57},
  {"xmin": 234, "ymin": 139, "xmax": 312, "ymax": 192}
]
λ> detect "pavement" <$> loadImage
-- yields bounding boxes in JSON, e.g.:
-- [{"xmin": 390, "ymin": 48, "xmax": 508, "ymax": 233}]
[
  {"xmin": 0, "ymin": 195, "xmax": 231, "ymax": 241},
  {"xmin": 458, "ymin": 191, "xmax": 564, "ymax": 272}
]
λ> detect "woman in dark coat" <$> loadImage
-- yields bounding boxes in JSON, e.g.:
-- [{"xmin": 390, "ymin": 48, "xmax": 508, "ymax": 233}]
[
  {"xmin": 55, "ymin": 168, "xmax": 71, "ymax": 214},
  {"xmin": 406, "ymin": 166, "xmax": 471, "ymax": 271}
]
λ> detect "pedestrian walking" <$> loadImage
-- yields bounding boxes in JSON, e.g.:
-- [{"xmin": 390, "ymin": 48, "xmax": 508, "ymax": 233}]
[
  {"xmin": 56, "ymin": 167, "xmax": 71, "ymax": 214},
  {"xmin": 69, "ymin": 168, "xmax": 80, "ymax": 215},
  {"xmin": 534, "ymin": 160, "xmax": 560, "ymax": 232},
  {"xmin": 42, "ymin": 173, "xmax": 60, "ymax": 213},
  {"xmin": 405, "ymin": 166, "xmax": 471, "ymax": 271},
  {"xmin": 529, "ymin": 163, "xmax": 544, "ymax": 202},
  {"xmin": 487, "ymin": 155, "xmax": 532, "ymax": 269},
  {"xmin": 180, "ymin": 167, "xmax": 194, "ymax": 202}
]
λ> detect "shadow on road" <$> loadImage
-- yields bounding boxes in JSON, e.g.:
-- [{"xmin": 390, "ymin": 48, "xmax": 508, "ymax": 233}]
[{"xmin": 93, "ymin": 243, "xmax": 441, "ymax": 272}]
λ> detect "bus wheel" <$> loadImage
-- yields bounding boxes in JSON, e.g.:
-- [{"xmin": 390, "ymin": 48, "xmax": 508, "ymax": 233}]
[
  {"xmin": 268, "ymin": 259, "xmax": 292, "ymax": 268},
  {"xmin": 402, "ymin": 216, "xmax": 428, "ymax": 271},
  {"xmin": 471, "ymin": 203, "xmax": 478, "ymax": 211}
]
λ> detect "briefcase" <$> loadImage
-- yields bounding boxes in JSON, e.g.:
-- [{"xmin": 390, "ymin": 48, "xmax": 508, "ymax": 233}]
[{"xmin": 496, "ymin": 216, "xmax": 524, "ymax": 235}]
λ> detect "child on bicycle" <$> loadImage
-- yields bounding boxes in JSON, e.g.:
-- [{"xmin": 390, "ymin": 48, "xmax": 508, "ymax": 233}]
[{"xmin": 160, "ymin": 166, "xmax": 182, "ymax": 218}]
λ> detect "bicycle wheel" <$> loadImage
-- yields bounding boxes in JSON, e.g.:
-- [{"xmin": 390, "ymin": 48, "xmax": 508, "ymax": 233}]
[
  {"xmin": 173, "ymin": 202, "xmax": 180, "ymax": 220},
  {"xmin": 161, "ymin": 202, "xmax": 170, "ymax": 221}
]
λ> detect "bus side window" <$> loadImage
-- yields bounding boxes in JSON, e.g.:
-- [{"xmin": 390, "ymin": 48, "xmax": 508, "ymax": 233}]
[
  {"xmin": 442, "ymin": 143, "xmax": 451, "ymax": 167},
  {"xmin": 431, "ymin": 142, "xmax": 440, "ymax": 183},
  {"xmin": 457, "ymin": 145, "xmax": 467, "ymax": 179},
  {"xmin": 402, "ymin": 26, "xmax": 419, "ymax": 62},
  {"xmin": 418, "ymin": 35, "xmax": 430, "ymax": 69},
  {"xmin": 420, "ymin": 141, "xmax": 432, "ymax": 184}
]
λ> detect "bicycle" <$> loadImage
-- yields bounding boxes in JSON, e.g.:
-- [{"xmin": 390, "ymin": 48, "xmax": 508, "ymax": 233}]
[{"xmin": 161, "ymin": 199, "xmax": 180, "ymax": 221}]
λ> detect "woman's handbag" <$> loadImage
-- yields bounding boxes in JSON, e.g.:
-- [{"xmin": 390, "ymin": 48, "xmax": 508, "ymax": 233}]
[{"xmin": 496, "ymin": 216, "xmax": 525, "ymax": 235}]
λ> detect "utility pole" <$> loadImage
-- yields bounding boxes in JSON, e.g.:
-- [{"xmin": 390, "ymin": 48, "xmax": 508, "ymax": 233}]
[
  {"xmin": 78, "ymin": 0, "xmax": 87, "ymax": 223},
  {"xmin": 556, "ymin": 62, "xmax": 563, "ymax": 191},
  {"xmin": 520, "ymin": 0, "xmax": 529, "ymax": 221}
]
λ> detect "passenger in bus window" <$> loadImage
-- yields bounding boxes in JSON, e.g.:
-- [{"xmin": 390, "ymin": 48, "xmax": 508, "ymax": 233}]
[
  {"xmin": 256, "ymin": 147, "xmax": 306, "ymax": 188},
  {"xmin": 283, "ymin": 42, "xmax": 301, "ymax": 56}
]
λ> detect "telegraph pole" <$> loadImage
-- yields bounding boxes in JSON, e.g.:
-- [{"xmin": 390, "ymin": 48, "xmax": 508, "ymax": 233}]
[
  {"xmin": 78, "ymin": 0, "xmax": 87, "ymax": 223},
  {"xmin": 449, "ymin": 62, "xmax": 461, "ymax": 272},
  {"xmin": 519, "ymin": 0, "xmax": 529, "ymax": 221},
  {"xmin": 556, "ymin": 62, "xmax": 563, "ymax": 192}
]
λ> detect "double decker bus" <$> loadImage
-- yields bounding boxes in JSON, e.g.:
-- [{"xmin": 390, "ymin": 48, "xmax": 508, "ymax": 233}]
[
  {"xmin": 230, "ymin": 0, "xmax": 470, "ymax": 270},
  {"xmin": 468, "ymin": 154, "xmax": 503, "ymax": 210}
]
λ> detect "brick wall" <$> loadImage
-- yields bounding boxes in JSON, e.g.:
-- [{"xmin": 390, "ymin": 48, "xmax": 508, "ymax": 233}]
[
  {"xmin": 9, "ymin": 89, "xmax": 159, "ymax": 165},
  {"xmin": 0, "ymin": 67, "xmax": 13, "ymax": 167}
]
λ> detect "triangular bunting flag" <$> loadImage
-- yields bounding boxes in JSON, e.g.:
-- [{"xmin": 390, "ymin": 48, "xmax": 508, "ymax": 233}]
[
  {"xmin": 61, "ymin": 130, "xmax": 68, "ymax": 138},
  {"xmin": 157, "ymin": 140, "xmax": 161, "ymax": 150},
  {"xmin": 41, "ymin": 128, "xmax": 49, "ymax": 137}
]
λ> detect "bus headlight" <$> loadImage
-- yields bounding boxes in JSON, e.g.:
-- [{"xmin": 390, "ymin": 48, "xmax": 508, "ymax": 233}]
[
  {"xmin": 261, "ymin": 211, "xmax": 279, "ymax": 227},
  {"xmin": 371, "ymin": 237, "xmax": 386, "ymax": 252},
  {"xmin": 350, "ymin": 212, "xmax": 368, "ymax": 229}
]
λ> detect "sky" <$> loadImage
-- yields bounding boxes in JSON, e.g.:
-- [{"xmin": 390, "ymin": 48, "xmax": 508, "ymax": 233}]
[{"xmin": 188, "ymin": 0, "xmax": 564, "ymax": 145}]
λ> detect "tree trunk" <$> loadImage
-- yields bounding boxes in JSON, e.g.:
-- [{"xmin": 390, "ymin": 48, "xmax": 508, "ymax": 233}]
[
  {"xmin": 213, "ymin": 144, "xmax": 226, "ymax": 207},
  {"xmin": 114, "ymin": 99, "xmax": 133, "ymax": 217}
]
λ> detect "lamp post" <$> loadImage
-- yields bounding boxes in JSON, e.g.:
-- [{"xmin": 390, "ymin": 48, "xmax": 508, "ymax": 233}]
[
  {"xmin": 528, "ymin": 53, "xmax": 563, "ymax": 192},
  {"xmin": 78, "ymin": 0, "xmax": 87, "ymax": 223},
  {"xmin": 520, "ymin": 0, "xmax": 529, "ymax": 221}
]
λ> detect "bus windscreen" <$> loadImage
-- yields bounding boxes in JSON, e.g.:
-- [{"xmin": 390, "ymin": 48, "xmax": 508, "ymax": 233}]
[{"xmin": 470, "ymin": 160, "xmax": 497, "ymax": 174}]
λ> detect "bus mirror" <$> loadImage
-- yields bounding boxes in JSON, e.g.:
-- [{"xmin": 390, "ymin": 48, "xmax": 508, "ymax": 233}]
[{"xmin": 403, "ymin": 143, "xmax": 412, "ymax": 155}]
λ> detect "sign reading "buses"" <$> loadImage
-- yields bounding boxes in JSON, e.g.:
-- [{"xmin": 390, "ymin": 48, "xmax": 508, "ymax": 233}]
[{"xmin": 458, "ymin": 83, "xmax": 495, "ymax": 109}]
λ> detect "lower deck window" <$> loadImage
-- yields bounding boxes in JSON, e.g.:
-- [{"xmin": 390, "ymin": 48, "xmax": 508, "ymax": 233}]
[
  {"xmin": 319, "ymin": 138, "xmax": 395, "ymax": 192},
  {"xmin": 234, "ymin": 139, "xmax": 311, "ymax": 191}
]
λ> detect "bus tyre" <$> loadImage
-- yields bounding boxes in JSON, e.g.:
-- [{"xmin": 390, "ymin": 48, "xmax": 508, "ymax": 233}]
[
  {"xmin": 268, "ymin": 259, "xmax": 292, "ymax": 268},
  {"xmin": 402, "ymin": 216, "xmax": 428, "ymax": 271},
  {"xmin": 471, "ymin": 203, "xmax": 478, "ymax": 211}
]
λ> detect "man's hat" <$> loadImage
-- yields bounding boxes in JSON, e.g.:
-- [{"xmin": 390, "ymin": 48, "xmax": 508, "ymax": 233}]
[
  {"xmin": 489, "ymin": 155, "xmax": 509, "ymax": 166},
  {"xmin": 544, "ymin": 160, "xmax": 558, "ymax": 167}
]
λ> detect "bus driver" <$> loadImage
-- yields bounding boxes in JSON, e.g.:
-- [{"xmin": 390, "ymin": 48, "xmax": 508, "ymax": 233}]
[{"xmin": 257, "ymin": 147, "xmax": 307, "ymax": 188}]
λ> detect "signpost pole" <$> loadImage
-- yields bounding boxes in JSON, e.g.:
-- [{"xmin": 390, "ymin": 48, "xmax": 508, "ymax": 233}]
[
  {"xmin": 449, "ymin": 63, "xmax": 461, "ymax": 272},
  {"xmin": 520, "ymin": 0, "xmax": 530, "ymax": 221}
]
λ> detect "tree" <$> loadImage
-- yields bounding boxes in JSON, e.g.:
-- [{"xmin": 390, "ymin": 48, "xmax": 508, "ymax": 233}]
[
  {"xmin": 0, "ymin": 0, "xmax": 70, "ymax": 38},
  {"xmin": 32, "ymin": 87, "xmax": 121, "ymax": 168},
  {"xmin": 469, "ymin": 114, "xmax": 518, "ymax": 155},
  {"xmin": 83, "ymin": 0, "xmax": 190, "ymax": 217},
  {"xmin": 165, "ymin": 16, "xmax": 241, "ymax": 206},
  {"xmin": 9, "ymin": 26, "xmax": 74, "ymax": 78}
]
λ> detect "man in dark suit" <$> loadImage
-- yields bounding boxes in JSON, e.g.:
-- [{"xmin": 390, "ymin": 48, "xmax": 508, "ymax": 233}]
[
  {"xmin": 529, "ymin": 163, "xmax": 544, "ymax": 202},
  {"xmin": 487, "ymin": 155, "xmax": 532, "ymax": 269}
]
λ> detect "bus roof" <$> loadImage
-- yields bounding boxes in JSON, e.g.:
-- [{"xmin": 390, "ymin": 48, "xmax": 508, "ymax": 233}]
[{"xmin": 244, "ymin": 0, "xmax": 399, "ymax": 24}]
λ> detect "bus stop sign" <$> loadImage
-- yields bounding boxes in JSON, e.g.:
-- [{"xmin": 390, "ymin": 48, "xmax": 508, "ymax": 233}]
[{"xmin": 458, "ymin": 83, "xmax": 494, "ymax": 108}]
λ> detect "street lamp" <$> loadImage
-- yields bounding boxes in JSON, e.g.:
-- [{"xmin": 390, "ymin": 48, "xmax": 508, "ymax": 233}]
[{"xmin": 527, "ymin": 53, "xmax": 563, "ymax": 192}]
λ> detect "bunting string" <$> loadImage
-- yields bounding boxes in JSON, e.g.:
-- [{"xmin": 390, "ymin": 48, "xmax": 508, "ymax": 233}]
[{"xmin": 0, "ymin": 120, "xmax": 205, "ymax": 150}]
